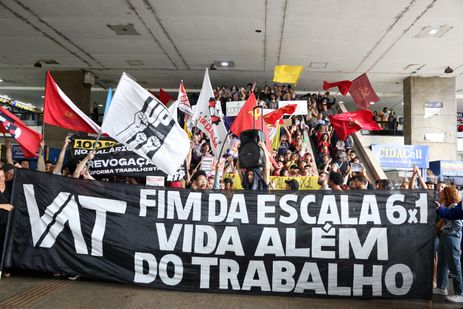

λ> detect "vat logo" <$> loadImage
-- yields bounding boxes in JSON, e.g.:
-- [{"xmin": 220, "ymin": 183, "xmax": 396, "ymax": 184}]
[{"xmin": 23, "ymin": 184, "xmax": 127, "ymax": 256}]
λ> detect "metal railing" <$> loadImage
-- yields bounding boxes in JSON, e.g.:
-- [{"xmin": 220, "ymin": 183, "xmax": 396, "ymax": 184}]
[{"xmin": 362, "ymin": 121, "xmax": 403, "ymax": 136}]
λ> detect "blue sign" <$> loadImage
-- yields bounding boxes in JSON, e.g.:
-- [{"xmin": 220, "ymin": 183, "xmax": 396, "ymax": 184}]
[
  {"xmin": 430, "ymin": 160, "xmax": 463, "ymax": 177},
  {"xmin": 11, "ymin": 144, "xmax": 25, "ymax": 160},
  {"xmin": 372, "ymin": 144, "xmax": 429, "ymax": 168}
]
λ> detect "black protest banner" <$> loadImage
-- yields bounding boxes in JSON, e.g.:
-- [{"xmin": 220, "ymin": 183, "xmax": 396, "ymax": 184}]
[
  {"xmin": 6, "ymin": 169, "xmax": 435, "ymax": 299},
  {"xmin": 70, "ymin": 136, "xmax": 185, "ymax": 181}
]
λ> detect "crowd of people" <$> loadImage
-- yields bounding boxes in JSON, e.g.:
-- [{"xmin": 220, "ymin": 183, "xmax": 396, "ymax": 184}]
[
  {"xmin": 0, "ymin": 84, "xmax": 436, "ymax": 194},
  {"xmin": 372, "ymin": 107, "xmax": 400, "ymax": 131},
  {"xmin": 1, "ymin": 83, "xmax": 463, "ymax": 303}
]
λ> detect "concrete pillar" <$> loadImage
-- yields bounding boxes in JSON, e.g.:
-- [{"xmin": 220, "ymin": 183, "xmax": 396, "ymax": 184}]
[
  {"xmin": 403, "ymin": 76, "xmax": 456, "ymax": 161},
  {"xmin": 44, "ymin": 71, "xmax": 92, "ymax": 148}
]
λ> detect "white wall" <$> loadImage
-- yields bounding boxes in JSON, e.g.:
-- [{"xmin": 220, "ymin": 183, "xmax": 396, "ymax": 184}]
[{"xmin": 359, "ymin": 133, "xmax": 404, "ymax": 147}]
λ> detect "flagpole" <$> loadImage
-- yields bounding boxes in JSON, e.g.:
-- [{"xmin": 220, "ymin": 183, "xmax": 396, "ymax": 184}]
[
  {"xmin": 187, "ymin": 149, "xmax": 212, "ymax": 183},
  {"xmin": 88, "ymin": 87, "xmax": 112, "ymax": 167},
  {"xmin": 41, "ymin": 73, "xmax": 47, "ymax": 142},
  {"xmin": 212, "ymin": 132, "xmax": 232, "ymax": 190},
  {"xmin": 91, "ymin": 129, "xmax": 103, "ymax": 152},
  {"xmin": 40, "ymin": 116, "xmax": 44, "ymax": 140}
]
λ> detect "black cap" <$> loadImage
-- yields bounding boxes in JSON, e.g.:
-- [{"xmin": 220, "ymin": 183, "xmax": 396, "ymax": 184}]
[{"xmin": 285, "ymin": 179, "xmax": 299, "ymax": 191}]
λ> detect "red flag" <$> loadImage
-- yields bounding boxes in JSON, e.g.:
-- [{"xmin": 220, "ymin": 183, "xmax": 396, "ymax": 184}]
[
  {"xmin": 230, "ymin": 93, "xmax": 260, "ymax": 137},
  {"xmin": 264, "ymin": 104, "xmax": 297, "ymax": 125},
  {"xmin": 323, "ymin": 80, "xmax": 352, "ymax": 96},
  {"xmin": 328, "ymin": 110, "xmax": 381, "ymax": 141},
  {"xmin": 0, "ymin": 106, "xmax": 42, "ymax": 158},
  {"xmin": 230, "ymin": 93, "xmax": 278, "ymax": 168},
  {"xmin": 149, "ymin": 88, "xmax": 174, "ymax": 106},
  {"xmin": 349, "ymin": 73, "xmax": 379, "ymax": 109},
  {"xmin": 44, "ymin": 72, "xmax": 101, "ymax": 134},
  {"xmin": 159, "ymin": 88, "xmax": 174, "ymax": 105}
]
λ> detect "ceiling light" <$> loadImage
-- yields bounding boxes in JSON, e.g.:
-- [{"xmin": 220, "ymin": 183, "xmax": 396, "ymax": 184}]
[
  {"xmin": 41, "ymin": 95, "xmax": 44, "ymax": 99},
  {"xmin": 416, "ymin": 25, "xmax": 452, "ymax": 38},
  {"xmin": 370, "ymin": 101, "xmax": 375, "ymax": 105},
  {"xmin": 98, "ymin": 104, "xmax": 103, "ymax": 107},
  {"xmin": 213, "ymin": 61, "xmax": 235, "ymax": 68},
  {"xmin": 0, "ymin": 79, "xmax": 3, "ymax": 83},
  {"xmin": 309, "ymin": 62, "xmax": 328, "ymax": 69},
  {"xmin": 40, "ymin": 59, "xmax": 59, "ymax": 65},
  {"xmin": 126, "ymin": 60, "xmax": 144, "ymax": 66},
  {"xmin": 107, "ymin": 23, "xmax": 140, "ymax": 35},
  {"xmin": 401, "ymin": 102, "xmax": 404, "ymax": 105},
  {"xmin": 403, "ymin": 64, "xmax": 425, "ymax": 71}
]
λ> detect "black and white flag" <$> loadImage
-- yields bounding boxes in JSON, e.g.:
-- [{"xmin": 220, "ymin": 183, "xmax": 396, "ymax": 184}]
[{"xmin": 101, "ymin": 73, "xmax": 190, "ymax": 175}]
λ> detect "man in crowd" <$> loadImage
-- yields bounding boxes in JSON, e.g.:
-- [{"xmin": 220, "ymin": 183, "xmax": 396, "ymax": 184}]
[
  {"xmin": 351, "ymin": 175, "xmax": 369, "ymax": 190},
  {"xmin": 328, "ymin": 172, "xmax": 344, "ymax": 191},
  {"xmin": 285, "ymin": 179, "xmax": 299, "ymax": 192},
  {"xmin": 190, "ymin": 170, "xmax": 208, "ymax": 190}
]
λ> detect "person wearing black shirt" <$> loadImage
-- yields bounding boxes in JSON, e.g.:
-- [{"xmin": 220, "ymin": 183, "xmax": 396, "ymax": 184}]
[
  {"xmin": 90, "ymin": 102, "xmax": 99, "ymax": 123},
  {"xmin": 0, "ymin": 168, "xmax": 14, "ymax": 277},
  {"xmin": 0, "ymin": 170, "xmax": 13, "ymax": 212}
]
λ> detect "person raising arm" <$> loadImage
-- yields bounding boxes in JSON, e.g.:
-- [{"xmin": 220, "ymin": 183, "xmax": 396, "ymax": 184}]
[
  {"xmin": 437, "ymin": 201, "xmax": 463, "ymax": 220},
  {"xmin": 53, "ymin": 135, "xmax": 71, "ymax": 175},
  {"xmin": 72, "ymin": 150, "xmax": 95, "ymax": 180}
]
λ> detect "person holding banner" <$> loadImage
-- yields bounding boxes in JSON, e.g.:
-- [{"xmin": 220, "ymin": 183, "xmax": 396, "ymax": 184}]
[
  {"xmin": 0, "ymin": 168, "xmax": 14, "ymax": 277},
  {"xmin": 434, "ymin": 185, "xmax": 463, "ymax": 303},
  {"xmin": 0, "ymin": 170, "xmax": 13, "ymax": 212},
  {"xmin": 437, "ymin": 201, "xmax": 463, "ymax": 220}
]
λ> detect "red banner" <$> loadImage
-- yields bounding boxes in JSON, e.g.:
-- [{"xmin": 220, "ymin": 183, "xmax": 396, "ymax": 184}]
[
  {"xmin": 328, "ymin": 109, "xmax": 381, "ymax": 141},
  {"xmin": 0, "ymin": 106, "xmax": 42, "ymax": 158},
  {"xmin": 322, "ymin": 80, "xmax": 352, "ymax": 96},
  {"xmin": 349, "ymin": 73, "xmax": 379, "ymax": 109}
]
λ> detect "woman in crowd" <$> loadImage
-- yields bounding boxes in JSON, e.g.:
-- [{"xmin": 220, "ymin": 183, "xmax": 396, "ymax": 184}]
[
  {"xmin": 0, "ymin": 169, "xmax": 14, "ymax": 277},
  {"xmin": 434, "ymin": 185, "xmax": 463, "ymax": 303}
]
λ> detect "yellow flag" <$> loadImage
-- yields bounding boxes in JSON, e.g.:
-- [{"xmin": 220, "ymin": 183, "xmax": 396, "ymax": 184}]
[
  {"xmin": 184, "ymin": 121, "xmax": 192, "ymax": 139},
  {"xmin": 273, "ymin": 65, "xmax": 304, "ymax": 84},
  {"xmin": 271, "ymin": 124, "xmax": 280, "ymax": 150}
]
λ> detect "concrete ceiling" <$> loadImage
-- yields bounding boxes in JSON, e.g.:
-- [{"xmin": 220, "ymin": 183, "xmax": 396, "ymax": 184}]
[{"xmin": 0, "ymin": 0, "xmax": 463, "ymax": 114}]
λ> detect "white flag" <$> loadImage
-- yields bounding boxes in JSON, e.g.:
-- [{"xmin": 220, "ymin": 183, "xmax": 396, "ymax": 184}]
[
  {"xmin": 191, "ymin": 68, "xmax": 229, "ymax": 157},
  {"xmin": 168, "ymin": 99, "xmax": 179, "ymax": 121},
  {"xmin": 177, "ymin": 81, "xmax": 193, "ymax": 116},
  {"xmin": 102, "ymin": 73, "xmax": 190, "ymax": 175}
]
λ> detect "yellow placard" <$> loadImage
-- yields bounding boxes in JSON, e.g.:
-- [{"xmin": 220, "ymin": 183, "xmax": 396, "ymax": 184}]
[
  {"xmin": 223, "ymin": 174, "xmax": 320, "ymax": 190},
  {"xmin": 72, "ymin": 139, "xmax": 118, "ymax": 150}
]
